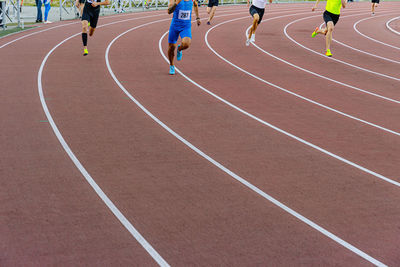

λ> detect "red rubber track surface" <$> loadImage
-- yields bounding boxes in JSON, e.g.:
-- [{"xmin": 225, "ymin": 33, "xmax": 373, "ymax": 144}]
[{"xmin": 1, "ymin": 2, "xmax": 399, "ymax": 266}]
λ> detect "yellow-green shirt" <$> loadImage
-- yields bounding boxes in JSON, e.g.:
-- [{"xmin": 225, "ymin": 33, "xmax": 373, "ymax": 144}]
[{"xmin": 326, "ymin": 0, "xmax": 342, "ymax": 15}]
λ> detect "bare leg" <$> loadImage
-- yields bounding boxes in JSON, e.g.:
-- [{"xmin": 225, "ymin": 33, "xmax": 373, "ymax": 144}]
[
  {"xmin": 371, "ymin": 2, "xmax": 375, "ymax": 13},
  {"xmin": 168, "ymin": 43, "xmax": 176, "ymax": 66},
  {"xmin": 208, "ymin": 6, "xmax": 217, "ymax": 23},
  {"xmin": 325, "ymin": 21, "xmax": 334, "ymax": 51},
  {"xmin": 178, "ymin": 37, "xmax": 191, "ymax": 51},
  {"xmin": 248, "ymin": 13, "xmax": 259, "ymax": 40}
]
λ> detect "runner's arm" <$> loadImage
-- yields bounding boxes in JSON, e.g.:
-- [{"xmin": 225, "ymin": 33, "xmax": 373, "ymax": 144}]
[
  {"xmin": 168, "ymin": 0, "xmax": 181, "ymax": 14},
  {"xmin": 193, "ymin": 0, "xmax": 201, "ymax": 26},
  {"xmin": 312, "ymin": 0, "xmax": 320, "ymax": 11},
  {"xmin": 91, "ymin": 0, "xmax": 110, "ymax": 7}
]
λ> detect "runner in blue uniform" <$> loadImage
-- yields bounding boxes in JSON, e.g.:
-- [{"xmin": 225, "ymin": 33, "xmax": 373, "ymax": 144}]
[{"xmin": 167, "ymin": 0, "xmax": 201, "ymax": 75}]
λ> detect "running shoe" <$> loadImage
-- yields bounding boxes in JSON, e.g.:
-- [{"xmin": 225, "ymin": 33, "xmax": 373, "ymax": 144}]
[
  {"xmin": 250, "ymin": 34, "xmax": 255, "ymax": 42},
  {"xmin": 246, "ymin": 38, "xmax": 250, "ymax": 46},
  {"xmin": 169, "ymin": 65, "xmax": 175, "ymax": 75},
  {"xmin": 177, "ymin": 45, "xmax": 182, "ymax": 61},
  {"xmin": 325, "ymin": 49, "xmax": 332, "ymax": 57},
  {"xmin": 311, "ymin": 27, "xmax": 319, "ymax": 38},
  {"xmin": 207, "ymin": 21, "xmax": 210, "ymax": 25},
  {"xmin": 83, "ymin": 48, "xmax": 88, "ymax": 56}
]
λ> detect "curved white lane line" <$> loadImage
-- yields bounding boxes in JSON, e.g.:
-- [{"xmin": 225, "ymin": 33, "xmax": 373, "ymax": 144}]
[
  {"xmin": 354, "ymin": 14, "xmax": 400, "ymax": 50},
  {"xmin": 246, "ymin": 25, "xmax": 400, "ymax": 104},
  {"xmin": 164, "ymin": 14, "xmax": 400, "ymax": 186},
  {"xmin": 38, "ymin": 17, "xmax": 173, "ymax": 267},
  {"xmin": 332, "ymin": 37, "xmax": 400, "ymax": 64},
  {"xmin": 247, "ymin": 16, "xmax": 400, "ymax": 135},
  {"xmin": 104, "ymin": 20, "xmax": 388, "ymax": 267},
  {"xmin": 284, "ymin": 12, "xmax": 400, "ymax": 82},
  {"xmin": 35, "ymin": 9, "xmax": 259, "ymax": 266},
  {"xmin": 204, "ymin": 18, "xmax": 400, "ymax": 184},
  {"xmin": 386, "ymin": 16, "xmax": 400, "ymax": 35},
  {"xmin": 0, "ymin": 5, "xmax": 239, "ymax": 49}
]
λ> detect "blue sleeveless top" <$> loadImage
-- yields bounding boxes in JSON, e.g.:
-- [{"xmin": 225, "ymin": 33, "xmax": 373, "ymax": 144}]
[{"xmin": 171, "ymin": 0, "xmax": 193, "ymax": 28}]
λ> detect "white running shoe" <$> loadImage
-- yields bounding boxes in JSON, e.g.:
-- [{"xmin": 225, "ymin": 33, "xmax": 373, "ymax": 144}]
[
  {"xmin": 44, "ymin": 20, "xmax": 52, "ymax": 24},
  {"xmin": 246, "ymin": 39, "xmax": 250, "ymax": 46},
  {"xmin": 250, "ymin": 34, "xmax": 255, "ymax": 42}
]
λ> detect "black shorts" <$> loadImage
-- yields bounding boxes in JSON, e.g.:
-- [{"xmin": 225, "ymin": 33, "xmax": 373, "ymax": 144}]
[
  {"xmin": 207, "ymin": 0, "xmax": 218, "ymax": 7},
  {"xmin": 249, "ymin": 5, "xmax": 265, "ymax": 24},
  {"xmin": 79, "ymin": 0, "xmax": 85, "ymax": 4},
  {"xmin": 371, "ymin": 0, "xmax": 379, "ymax": 3},
  {"xmin": 323, "ymin": 10, "xmax": 340, "ymax": 26},
  {"xmin": 82, "ymin": 3, "xmax": 100, "ymax": 28}
]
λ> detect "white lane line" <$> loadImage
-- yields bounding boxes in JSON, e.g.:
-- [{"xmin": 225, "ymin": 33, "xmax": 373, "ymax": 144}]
[
  {"xmin": 318, "ymin": 14, "xmax": 400, "ymax": 65},
  {"xmin": 105, "ymin": 17, "xmax": 389, "ymax": 266},
  {"xmin": 162, "ymin": 14, "xmax": 400, "ymax": 187},
  {"xmin": 0, "ymin": 6, "xmax": 231, "ymax": 49},
  {"xmin": 223, "ymin": 17, "xmax": 400, "ymax": 135},
  {"xmin": 38, "ymin": 17, "xmax": 173, "ymax": 267},
  {"xmin": 35, "ymin": 9, "xmax": 256, "ymax": 266},
  {"xmin": 203, "ymin": 18, "xmax": 400, "ymax": 183},
  {"xmin": 284, "ymin": 12, "xmax": 400, "ymax": 82},
  {"xmin": 386, "ymin": 16, "xmax": 400, "ymax": 35},
  {"xmin": 246, "ymin": 23, "xmax": 400, "ymax": 104},
  {"xmin": 354, "ymin": 14, "xmax": 400, "ymax": 50},
  {"xmin": 110, "ymin": 25, "xmax": 390, "ymax": 267}
]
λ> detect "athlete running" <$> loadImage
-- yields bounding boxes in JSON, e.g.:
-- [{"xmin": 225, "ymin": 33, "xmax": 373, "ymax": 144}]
[
  {"xmin": 246, "ymin": 0, "xmax": 272, "ymax": 46},
  {"xmin": 167, "ymin": 0, "xmax": 201, "ymax": 75},
  {"xmin": 311, "ymin": 0, "xmax": 347, "ymax": 57},
  {"xmin": 76, "ymin": 0, "xmax": 110, "ymax": 56},
  {"xmin": 371, "ymin": 0, "xmax": 379, "ymax": 15},
  {"xmin": 206, "ymin": 0, "xmax": 218, "ymax": 25}
]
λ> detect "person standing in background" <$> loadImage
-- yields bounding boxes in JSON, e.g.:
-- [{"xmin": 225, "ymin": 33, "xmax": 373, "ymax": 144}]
[
  {"xmin": 35, "ymin": 0, "xmax": 43, "ymax": 22},
  {"xmin": 43, "ymin": 0, "xmax": 52, "ymax": 23}
]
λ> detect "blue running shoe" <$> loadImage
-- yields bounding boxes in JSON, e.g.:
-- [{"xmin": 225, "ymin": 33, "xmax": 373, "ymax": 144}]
[
  {"xmin": 169, "ymin": 65, "xmax": 175, "ymax": 75},
  {"xmin": 177, "ymin": 45, "xmax": 182, "ymax": 61}
]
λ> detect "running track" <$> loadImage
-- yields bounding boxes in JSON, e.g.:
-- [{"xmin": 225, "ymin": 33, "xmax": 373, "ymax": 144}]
[{"xmin": 1, "ymin": 2, "xmax": 400, "ymax": 266}]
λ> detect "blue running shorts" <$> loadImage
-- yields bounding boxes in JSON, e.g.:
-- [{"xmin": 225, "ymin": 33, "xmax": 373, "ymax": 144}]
[{"xmin": 168, "ymin": 25, "xmax": 192, "ymax": 44}]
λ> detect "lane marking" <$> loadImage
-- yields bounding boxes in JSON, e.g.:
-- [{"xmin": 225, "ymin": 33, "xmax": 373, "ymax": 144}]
[
  {"xmin": 284, "ymin": 11, "xmax": 400, "ymax": 82},
  {"xmin": 104, "ymin": 16, "xmax": 388, "ymax": 266},
  {"xmin": 0, "ymin": 6, "xmax": 236, "ymax": 49},
  {"xmin": 201, "ymin": 17, "xmax": 400, "ymax": 185},
  {"xmin": 161, "ymin": 15, "xmax": 400, "ymax": 186},
  {"xmin": 386, "ymin": 16, "xmax": 400, "ymax": 35},
  {"xmin": 107, "ymin": 21, "xmax": 388, "ymax": 266},
  {"xmin": 354, "ymin": 14, "xmax": 400, "ymax": 50},
  {"xmin": 35, "ymin": 9, "xmax": 257, "ymax": 266},
  {"xmin": 38, "ymin": 17, "xmax": 174, "ymax": 267},
  {"xmin": 246, "ymin": 19, "xmax": 400, "ymax": 104}
]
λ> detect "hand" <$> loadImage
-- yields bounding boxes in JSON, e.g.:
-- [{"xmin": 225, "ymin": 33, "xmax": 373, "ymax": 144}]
[
  {"xmin": 75, "ymin": 0, "xmax": 79, "ymax": 7},
  {"xmin": 91, "ymin": 2, "xmax": 98, "ymax": 7}
]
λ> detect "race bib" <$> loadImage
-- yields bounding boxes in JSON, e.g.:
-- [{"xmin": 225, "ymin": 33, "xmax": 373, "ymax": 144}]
[{"xmin": 178, "ymin": 10, "xmax": 191, "ymax": 20}]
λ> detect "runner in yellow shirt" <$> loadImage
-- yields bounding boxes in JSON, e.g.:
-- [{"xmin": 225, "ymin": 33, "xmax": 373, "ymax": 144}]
[{"xmin": 311, "ymin": 0, "xmax": 347, "ymax": 57}]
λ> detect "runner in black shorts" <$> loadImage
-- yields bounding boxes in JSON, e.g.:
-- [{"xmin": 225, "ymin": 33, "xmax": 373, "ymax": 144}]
[
  {"xmin": 206, "ymin": 0, "xmax": 218, "ymax": 25},
  {"xmin": 246, "ymin": 0, "xmax": 272, "ymax": 46},
  {"xmin": 371, "ymin": 0, "xmax": 379, "ymax": 15},
  {"xmin": 77, "ymin": 0, "xmax": 110, "ymax": 56},
  {"xmin": 311, "ymin": 0, "xmax": 347, "ymax": 57}
]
